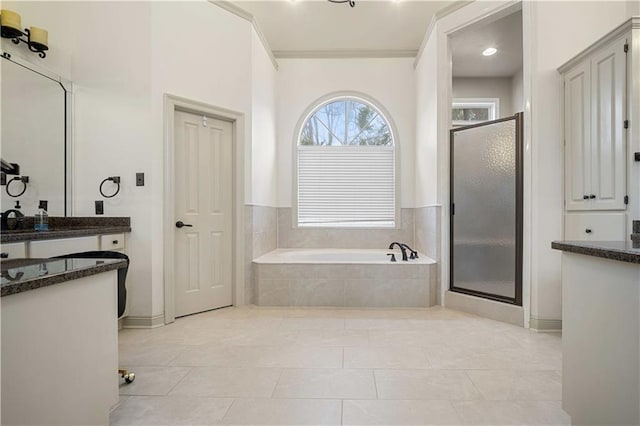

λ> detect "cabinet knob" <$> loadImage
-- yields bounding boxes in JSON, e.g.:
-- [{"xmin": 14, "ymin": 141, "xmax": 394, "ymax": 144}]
[
  {"xmin": 585, "ymin": 229, "xmax": 592, "ymax": 234},
  {"xmin": 112, "ymin": 240, "xmax": 119, "ymax": 244},
  {"xmin": 589, "ymin": 194, "xmax": 596, "ymax": 199},
  {"xmin": 583, "ymin": 195, "xmax": 590, "ymax": 200}
]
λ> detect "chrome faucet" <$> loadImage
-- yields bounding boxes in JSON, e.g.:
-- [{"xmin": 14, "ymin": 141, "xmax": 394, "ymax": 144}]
[{"xmin": 388, "ymin": 242, "xmax": 408, "ymax": 261}]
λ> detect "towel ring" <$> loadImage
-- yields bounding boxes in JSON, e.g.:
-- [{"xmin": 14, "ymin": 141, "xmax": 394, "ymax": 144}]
[
  {"xmin": 6, "ymin": 176, "xmax": 29, "ymax": 198},
  {"xmin": 99, "ymin": 176, "xmax": 121, "ymax": 199}
]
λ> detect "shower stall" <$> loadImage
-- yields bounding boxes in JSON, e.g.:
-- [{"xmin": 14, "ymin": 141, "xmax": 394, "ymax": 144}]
[{"xmin": 450, "ymin": 113, "xmax": 523, "ymax": 305}]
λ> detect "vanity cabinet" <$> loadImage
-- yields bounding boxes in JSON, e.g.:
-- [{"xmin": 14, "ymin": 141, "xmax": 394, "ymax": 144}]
[{"xmin": 562, "ymin": 33, "xmax": 628, "ymax": 211}]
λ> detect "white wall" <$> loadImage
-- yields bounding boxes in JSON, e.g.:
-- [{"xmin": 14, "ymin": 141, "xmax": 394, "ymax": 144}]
[
  {"xmin": 276, "ymin": 58, "xmax": 416, "ymax": 208},
  {"xmin": 511, "ymin": 67, "xmax": 524, "ymax": 114},
  {"xmin": 415, "ymin": 30, "xmax": 439, "ymax": 208},
  {"xmin": 452, "ymin": 77, "xmax": 514, "ymax": 117},
  {"xmin": 149, "ymin": 2, "xmax": 254, "ymax": 316},
  {"xmin": 415, "ymin": 0, "xmax": 635, "ymax": 326},
  {"xmin": 250, "ymin": 30, "xmax": 278, "ymax": 207},
  {"xmin": 528, "ymin": 0, "xmax": 632, "ymax": 321},
  {"xmin": 2, "ymin": 1, "xmax": 274, "ymax": 319}
]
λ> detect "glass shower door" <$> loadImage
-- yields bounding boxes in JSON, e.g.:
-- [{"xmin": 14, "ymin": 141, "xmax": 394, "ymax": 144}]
[{"xmin": 450, "ymin": 113, "xmax": 523, "ymax": 305}]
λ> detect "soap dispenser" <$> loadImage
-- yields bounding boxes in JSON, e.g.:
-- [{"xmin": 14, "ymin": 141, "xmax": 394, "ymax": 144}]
[{"xmin": 34, "ymin": 200, "xmax": 49, "ymax": 231}]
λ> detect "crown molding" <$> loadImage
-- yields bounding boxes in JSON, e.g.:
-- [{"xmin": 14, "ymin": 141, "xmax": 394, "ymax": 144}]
[
  {"xmin": 413, "ymin": 0, "xmax": 475, "ymax": 68},
  {"xmin": 209, "ymin": 0, "xmax": 279, "ymax": 70},
  {"xmin": 274, "ymin": 49, "xmax": 418, "ymax": 59}
]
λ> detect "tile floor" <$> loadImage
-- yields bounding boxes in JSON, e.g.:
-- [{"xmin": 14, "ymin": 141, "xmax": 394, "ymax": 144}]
[{"xmin": 111, "ymin": 306, "xmax": 569, "ymax": 425}]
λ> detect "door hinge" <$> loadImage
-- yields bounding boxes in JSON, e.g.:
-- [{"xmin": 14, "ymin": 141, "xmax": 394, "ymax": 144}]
[
  {"xmin": 624, "ymin": 43, "xmax": 629, "ymax": 53},
  {"xmin": 624, "ymin": 195, "xmax": 629, "ymax": 205},
  {"xmin": 624, "ymin": 120, "xmax": 629, "ymax": 129}
]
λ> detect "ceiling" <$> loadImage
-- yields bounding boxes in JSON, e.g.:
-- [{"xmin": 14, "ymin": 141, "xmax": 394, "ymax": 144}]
[
  {"xmin": 229, "ymin": 0, "xmax": 456, "ymax": 56},
  {"xmin": 451, "ymin": 9, "xmax": 523, "ymax": 78}
]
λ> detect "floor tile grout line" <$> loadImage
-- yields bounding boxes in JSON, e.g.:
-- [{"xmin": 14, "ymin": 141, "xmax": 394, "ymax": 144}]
[
  {"xmin": 270, "ymin": 368, "xmax": 285, "ymax": 398},
  {"xmin": 218, "ymin": 398, "xmax": 237, "ymax": 424},
  {"xmin": 372, "ymin": 369, "xmax": 379, "ymax": 400},
  {"xmin": 164, "ymin": 366, "xmax": 194, "ymax": 396}
]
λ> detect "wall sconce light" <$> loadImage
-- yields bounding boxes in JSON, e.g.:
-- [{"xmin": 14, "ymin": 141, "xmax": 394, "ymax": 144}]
[{"xmin": 0, "ymin": 10, "xmax": 48, "ymax": 58}]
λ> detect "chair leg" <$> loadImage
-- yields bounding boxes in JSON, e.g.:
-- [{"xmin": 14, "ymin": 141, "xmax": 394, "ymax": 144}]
[{"xmin": 119, "ymin": 368, "xmax": 135, "ymax": 384}]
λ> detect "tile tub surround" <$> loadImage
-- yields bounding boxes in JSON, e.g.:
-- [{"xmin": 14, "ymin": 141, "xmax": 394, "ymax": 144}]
[
  {"xmin": 112, "ymin": 306, "xmax": 569, "ymax": 425},
  {"xmin": 253, "ymin": 249, "xmax": 436, "ymax": 308},
  {"xmin": 415, "ymin": 205, "xmax": 441, "ymax": 304},
  {"xmin": 244, "ymin": 205, "xmax": 277, "ymax": 304},
  {"xmin": 277, "ymin": 208, "xmax": 415, "ymax": 249}
]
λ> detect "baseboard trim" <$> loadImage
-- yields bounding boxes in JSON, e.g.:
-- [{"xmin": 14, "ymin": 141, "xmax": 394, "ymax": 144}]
[
  {"xmin": 122, "ymin": 315, "xmax": 165, "ymax": 329},
  {"xmin": 529, "ymin": 316, "xmax": 562, "ymax": 333},
  {"xmin": 444, "ymin": 290, "xmax": 524, "ymax": 327}
]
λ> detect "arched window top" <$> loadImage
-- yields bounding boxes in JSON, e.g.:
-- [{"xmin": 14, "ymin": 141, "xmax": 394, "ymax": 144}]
[{"xmin": 299, "ymin": 97, "xmax": 393, "ymax": 147}]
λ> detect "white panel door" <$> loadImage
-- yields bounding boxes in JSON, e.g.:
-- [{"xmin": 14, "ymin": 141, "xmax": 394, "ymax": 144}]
[
  {"xmin": 174, "ymin": 110, "xmax": 233, "ymax": 317},
  {"xmin": 590, "ymin": 35, "xmax": 627, "ymax": 210},
  {"xmin": 564, "ymin": 61, "xmax": 591, "ymax": 210}
]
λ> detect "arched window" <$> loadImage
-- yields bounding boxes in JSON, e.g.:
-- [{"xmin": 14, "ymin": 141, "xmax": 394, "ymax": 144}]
[{"xmin": 296, "ymin": 95, "xmax": 397, "ymax": 228}]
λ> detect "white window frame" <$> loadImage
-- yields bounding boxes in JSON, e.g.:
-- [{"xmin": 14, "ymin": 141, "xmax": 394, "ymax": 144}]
[
  {"xmin": 452, "ymin": 98, "xmax": 500, "ymax": 127},
  {"xmin": 293, "ymin": 92, "xmax": 401, "ymax": 229}
]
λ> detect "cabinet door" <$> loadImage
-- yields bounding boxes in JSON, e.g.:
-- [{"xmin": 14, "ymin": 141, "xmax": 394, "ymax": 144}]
[
  {"xmin": 565, "ymin": 61, "xmax": 591, "ymax": 210},
  {"xmin": 590, "ymin": 36, "xmax": 627, "ymax": 210}
]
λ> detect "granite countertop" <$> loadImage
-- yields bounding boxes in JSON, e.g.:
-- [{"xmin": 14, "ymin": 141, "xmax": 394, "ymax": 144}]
[
  {"xmin": 1, "ymin": 257, "xmax": 127, "ymax": 297},
  {"xmin": 1, "ymin": 217, "xmax": 131, "ymax": 243},
  {"xmin": 551, "ymin": 240, "xmax": 640, "ymax": 264}
]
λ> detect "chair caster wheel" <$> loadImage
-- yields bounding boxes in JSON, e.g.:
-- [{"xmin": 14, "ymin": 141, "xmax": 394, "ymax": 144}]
[{"xmin": 124, "ymin": 373, "xmax": 135, "ymax": 384}]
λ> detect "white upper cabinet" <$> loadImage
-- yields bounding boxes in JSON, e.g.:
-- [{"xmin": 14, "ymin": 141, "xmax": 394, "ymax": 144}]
[{"xmin": 562, "ymin": 34, "xmax": 628, "ymax": 211}]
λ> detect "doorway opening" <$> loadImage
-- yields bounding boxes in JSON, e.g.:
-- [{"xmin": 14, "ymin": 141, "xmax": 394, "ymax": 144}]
[{"xmin": 448, "ymin": 6, "xmax": 524, "ymax": 305}]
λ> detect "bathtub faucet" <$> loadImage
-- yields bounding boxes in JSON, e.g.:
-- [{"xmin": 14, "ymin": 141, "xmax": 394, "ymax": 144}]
[
  {"xmin": 388, "ymin": 242, "xmax": 408, "ymax": 261},
  {"xmin": 400, "ymin": 243, "xmax": 419, "ymax": 260}
]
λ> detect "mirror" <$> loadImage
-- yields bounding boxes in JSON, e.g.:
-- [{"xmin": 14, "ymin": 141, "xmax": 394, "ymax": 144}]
[{"xmin": 1, "ymin": 51, "xmax": 71, "ymax": 217}]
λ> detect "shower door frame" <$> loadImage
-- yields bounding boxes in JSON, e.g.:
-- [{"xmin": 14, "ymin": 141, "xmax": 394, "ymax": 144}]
[{"xmin": 449, "ymin": 112, "xmax": 524, "ymax": 306}]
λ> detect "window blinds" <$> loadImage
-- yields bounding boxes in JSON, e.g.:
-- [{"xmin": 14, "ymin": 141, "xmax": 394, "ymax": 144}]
[{"xmin": 297, "ymin": 146, "xmax": 396, "ymax": 227}]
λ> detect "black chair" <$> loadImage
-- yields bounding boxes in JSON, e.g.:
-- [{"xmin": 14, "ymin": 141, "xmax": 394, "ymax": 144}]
[{"xmin": 53, "ymin": 250, "xmax": 135, "ymax": 383}]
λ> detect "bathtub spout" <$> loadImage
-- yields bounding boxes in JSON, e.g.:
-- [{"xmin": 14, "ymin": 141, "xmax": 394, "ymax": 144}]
[{"xmin": 388, "ymin": 242, "xmax": 408, "ymax": 261}]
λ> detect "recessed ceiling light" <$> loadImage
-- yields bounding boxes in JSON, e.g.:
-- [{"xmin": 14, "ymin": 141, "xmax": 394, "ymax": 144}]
[{"xmin": 483, "ymin": 47, "xmax": 497, "ymax": 56}]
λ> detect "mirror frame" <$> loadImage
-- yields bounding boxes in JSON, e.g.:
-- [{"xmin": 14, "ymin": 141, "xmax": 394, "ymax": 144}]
[{"xmin": 1, "ymin": 50, "xmax": 73, "ymax": 216}]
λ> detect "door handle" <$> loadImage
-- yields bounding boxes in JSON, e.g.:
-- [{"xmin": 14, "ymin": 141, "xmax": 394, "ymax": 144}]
[{"xmin": 175, "ymin": 221, "xmax": 193, "ymax": 228}]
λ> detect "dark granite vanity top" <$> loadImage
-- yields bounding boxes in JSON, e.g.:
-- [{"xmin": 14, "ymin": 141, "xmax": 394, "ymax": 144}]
[
  {"xmin": 551, "ymin": 240, "xmax": 640, "ymax": 264},
  {"xmin": 1, "ymin": 258, "xmax": 127, "ymax": 297},
  {"xmin": 1, "ymin": 217, "xmax": 131, "ymax": 243}
]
